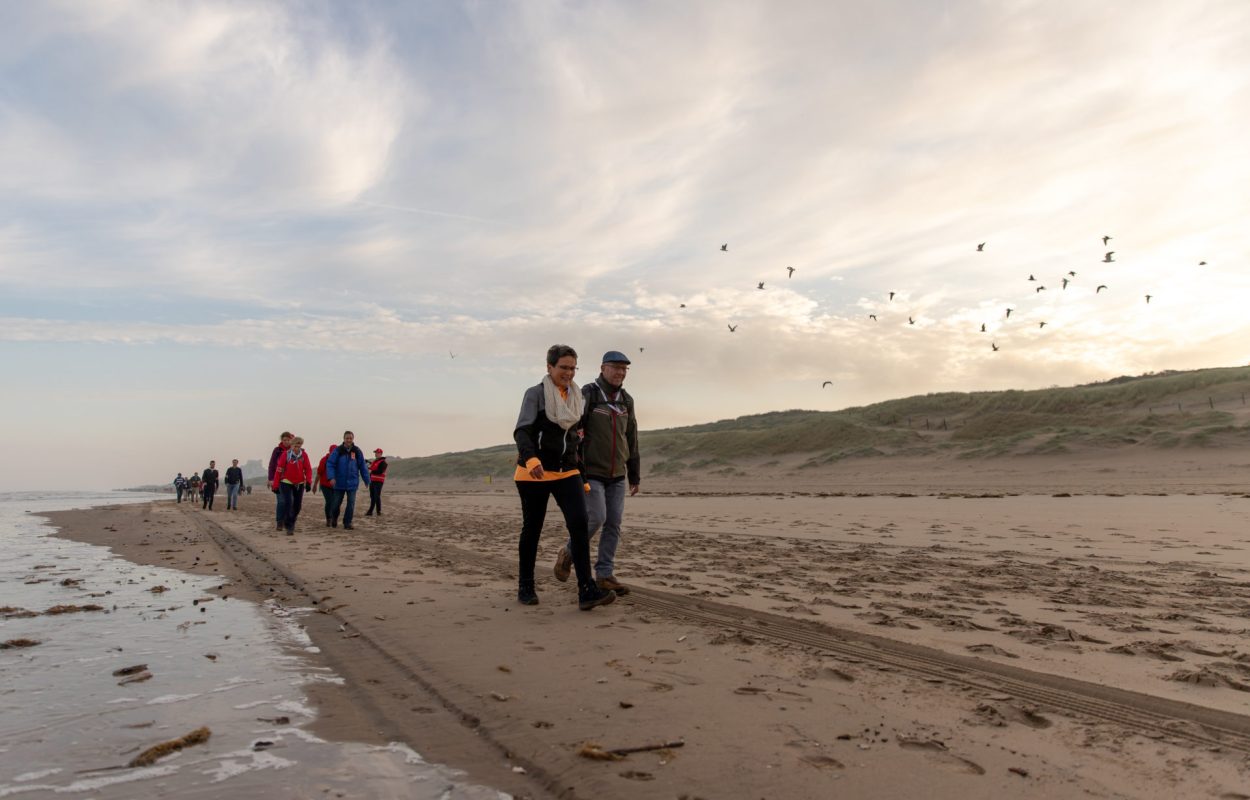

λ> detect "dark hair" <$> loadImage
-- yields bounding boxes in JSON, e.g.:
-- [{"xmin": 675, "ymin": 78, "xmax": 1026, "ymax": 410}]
[
  {"xmin": 546, "ymin": 344, "xmax": 577, "ymax": 366},
  {"xmin": 280, "ymin": 431, "xmax": 293, "ymax": 439},
  {"xmin": 343, "ymin": 430, "xmax": 354, "ymax": 437}
]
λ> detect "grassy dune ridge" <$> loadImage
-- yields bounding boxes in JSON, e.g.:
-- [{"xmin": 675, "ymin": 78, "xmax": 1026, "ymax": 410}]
[{"xmin": 386, "ymin": 366, "xmax": 1250, "ymax": 479}]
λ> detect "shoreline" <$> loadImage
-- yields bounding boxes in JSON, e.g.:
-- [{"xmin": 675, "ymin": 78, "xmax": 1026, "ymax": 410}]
[{"xmin": 44, "ymin": 485, "xmax": 1250, "ymax": 799}]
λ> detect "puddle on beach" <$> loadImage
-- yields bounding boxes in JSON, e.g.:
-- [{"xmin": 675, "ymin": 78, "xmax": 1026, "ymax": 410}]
[{"xmin": 0, "ymin": 492, "xmax": 507, "ymax": 799}]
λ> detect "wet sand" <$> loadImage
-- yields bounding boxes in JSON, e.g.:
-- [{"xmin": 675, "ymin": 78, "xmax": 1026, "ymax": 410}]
[{"xmin": 49, "ymin": 461, "xmax": 1250, "ymax": 799}]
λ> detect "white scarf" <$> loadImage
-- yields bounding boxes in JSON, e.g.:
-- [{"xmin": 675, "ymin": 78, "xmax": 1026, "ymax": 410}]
[{"xmin": 542, "ymin": 374, "xmax": 584, "ymax": 430}]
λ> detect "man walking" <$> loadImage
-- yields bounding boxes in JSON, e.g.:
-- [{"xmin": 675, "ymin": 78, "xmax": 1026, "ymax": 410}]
[
  {"xmin": 201, "ymin": 460, "xmax": 220, "ymax": 510},
  {"xmin": 365, "ymin": 448, "xmax": 387, "ymax": 516},
  {"xmin": 224, "ymin": 459, "xmax": 244, "ymax": 510},
  {"xmin": 326, "ymin": 431, "xmax": 370, "ymax": 530},
  {"xmin": 173, "ymin": 473, "xmax": 186, "ymax": 503},
  {"xmin": 268, "ymin": 432, "xmax": 293, "ymax": 532},
  {"xmin": 554, "ymin": 350, "xmax": 641, "ymax": 595}
]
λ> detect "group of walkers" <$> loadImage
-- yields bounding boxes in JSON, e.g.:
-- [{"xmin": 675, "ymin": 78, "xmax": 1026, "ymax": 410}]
[
  {"xmin": 173, "ymin": 460, "xmax": 247, "ymax": 510},
  {"xmin": 513, "ymin": 346, "xmax": 641, "ymax": 611},
  {"xmin": 268, "ymin": 431, "xmax": 388, "ymax": 535}
]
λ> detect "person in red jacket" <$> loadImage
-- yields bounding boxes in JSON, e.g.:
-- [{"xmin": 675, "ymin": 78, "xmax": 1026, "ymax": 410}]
[
  {"xmin": 315, "ymin": 444, "xmax": 337, "ymax": 527},
  {"xmin": 271, "ymin": 436, "xmax": 313, "ymax": 535},
  {"xmin": 365, "ymin": 448, "xmax": 387, "ymax": 517}
]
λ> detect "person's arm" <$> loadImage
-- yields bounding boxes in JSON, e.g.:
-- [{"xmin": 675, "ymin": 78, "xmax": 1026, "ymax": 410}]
[
  {"xmin": 513, "ymin": 386, "xmax": 544, "ymax": 478},
  {"xmin": 626, "ymin": 397, "xmax": 641, "ymax": 494},
  {"xmin": 302, "ymin": 454, "xmax": 313, "ymax": 489},
  {"xmin": 325, "ymin": 452, "xmax": 336, "ymax": 486},
  {"xmin": 268, "ymin": 448, "xmax": 280, "ymax": 482},
  {"xmin": 357, "ymin": 450, "xmax": 371, "ymax": 485}
]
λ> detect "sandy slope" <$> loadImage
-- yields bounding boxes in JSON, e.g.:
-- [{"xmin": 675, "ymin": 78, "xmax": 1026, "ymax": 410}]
[{"xmin": 47, "ymin": 461, "xmax": 1250, "ymax": 798}]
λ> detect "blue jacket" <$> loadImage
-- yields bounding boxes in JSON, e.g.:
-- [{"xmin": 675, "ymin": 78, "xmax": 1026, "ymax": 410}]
[{"xmin": 326, "ymin": 444, "xmax": 370, "ymax": 491}]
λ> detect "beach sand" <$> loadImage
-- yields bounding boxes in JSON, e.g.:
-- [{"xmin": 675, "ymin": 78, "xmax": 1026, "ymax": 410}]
[{"xmin": 49, "ymin": 452, "xmax": 1250, "ymax": 799}]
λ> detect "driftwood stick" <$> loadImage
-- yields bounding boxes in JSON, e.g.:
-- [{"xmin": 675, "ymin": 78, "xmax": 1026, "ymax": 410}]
[{"xmin": 608, "ymin": 740, "xmax": 685, "ymax": 756}]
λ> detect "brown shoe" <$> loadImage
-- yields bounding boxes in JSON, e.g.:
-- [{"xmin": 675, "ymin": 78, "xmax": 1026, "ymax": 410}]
[
  {"xmin": 596, "ymin": 576, "xmax": 631, "ymax": 596},
  {"xmin": 553, "ymin": 546, "xmax": 572, "ymax": 582}
]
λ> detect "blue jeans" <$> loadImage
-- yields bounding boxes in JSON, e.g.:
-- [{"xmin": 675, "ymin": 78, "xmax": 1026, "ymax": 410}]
[
  {"xmin": 329, "ymin": 489, "xmax": 357, "ymax": 526},
  {"xmin": 567, "ymin": 478, "xmax": 626, "ymax": 579},
  {"xmin": 275, "ymin": 488, "xmax": 286, "ymax": 524},
  {"xmin": 226, "ymin": 484, "xmax": 241, "ymax": 509}
]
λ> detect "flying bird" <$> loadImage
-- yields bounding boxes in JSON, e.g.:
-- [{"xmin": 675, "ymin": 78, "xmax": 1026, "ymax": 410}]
[
  {"xmin": 889, "ymin": 291, "xmax": 895, "ymax": 301},
  {"xmin": 787, "ymin": 266, "xmax": 796, "ymax": 278},
  {"xmin": 720, "ymin": 243, "xmax": 728, "ymax": 252},
  {"xmin": 727, "ymin": 323, "xmax": 738, "ymax": 333},
  {"xmin": 1199, "ymin": 261, "xmax": 1207, "ymax": 265},
  {"xmin": 1035, "ymin": 285, "xmax": 1046, "ymax": 293},
  {"xmin": 1096, "ymin": 284, "xmax": 1108, "ymax": 293},
  {"xmin": 869, "ymin": 314, "xmax": 877, "ymax": 321},
  {"xmin": 1039, "ymin": 321, "xmax": 1047, "ymax": 329},
  {"xmin": 1062, "ymin": 278, "xmax": 1070, "ymax": 289},
  {"xmin": 980, "ymin": 323, "xmax": 986, "ymax": 332},
  {"xmin": 822, "ymin": 381, "xmax": 832, "ymax": 388},
  {"xmin": 991, "ymin": 342, "xmax": 999, "ymax": 351},
  {"xmin": 449, "ymin": 351, "xmax": 457, "ymax": 359},
  {"xmin": 908, "ymin": 316, "xmax": 915, "ymax": 325},
  {"xmin": 1145, "ymin": 295, "xmax": 1152, "ymax": 304},
  {"xmin": 757, "ymin": 281, "xmax": 765, "ymax": 290},
  {"xmin": 1068, "ymin": 270, "xmax": 1077, "ymax": 276},
  {"xmin": 1103, "ymin": 235, "xmax": 1112, "ymax": 246},
  {"xmin": 639, "ymin": 347, "xmax": 646, "ymax": 353},
  {"xmin": 1103, "ymin": 251, "xmax": 1115, "ymax": 262},
  {"xmin": 1005, "ymin": 308, "xmax": 1012, "ymax": 318},
  {"xmin": 1028, "ymin": 274, "xmax": 1036, "ymax": 281},
  {"xmin": 976, "ymin": 243, "xmax": 985, "ymax": 251},
  {"xmin": 679, "ymin": 303, "xmax": 686, "ymax": 308}
]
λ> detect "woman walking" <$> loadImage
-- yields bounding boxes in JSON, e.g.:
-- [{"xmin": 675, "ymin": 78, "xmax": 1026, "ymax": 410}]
[
  {"xmin": 272, "ymin": 436, "xmax": 313, "ymax": 535},
  {"xmin": 512, "ymin": 345, "xmax": 616, "ymax": 610}
]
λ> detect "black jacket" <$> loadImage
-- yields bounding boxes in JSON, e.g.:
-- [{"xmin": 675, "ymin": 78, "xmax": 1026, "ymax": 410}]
[
  {"xmin": 224, "ymin": 466, "xmax": 243, "ymax": 485},
  {"xmin": 202, "ymin": 468, "xmax": 220, "ymax": 488},
  {"xmin": 513, "ymin": 383, "xmax": 583, "ymax": 475}
]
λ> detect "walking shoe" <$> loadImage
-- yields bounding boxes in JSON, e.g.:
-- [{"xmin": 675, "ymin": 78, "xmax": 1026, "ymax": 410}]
[
  {"xmin": 325, "ymin": 519, "xmax": 331, "ymax": 527},
  {"xmin": 578, "ymin": 586, "xmax": 617, "ymax": 611},
  {"xmin": 365, "ymin": 512, "xmax": 372, "ymax": 516},
  {"xmin": 596, "ymin": 575, "xmax": 631, "ymax": 596},
  {"xmin": 517, "ymin": 585, "xmax": 539, "ymax": 605},
  {"xmin": 343, "ymin": 524, "xmax": 354, "ymax": 530},
  {"xmin": 275, "ymin": 523, "xmax": 283, "ymax": 531},
  {"xmin": 553, "ymin": 546, "xmax": 572, "ymax": 582}
]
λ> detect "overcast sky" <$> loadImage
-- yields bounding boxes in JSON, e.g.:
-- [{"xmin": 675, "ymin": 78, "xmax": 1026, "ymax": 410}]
[{"xmin": 2, "ymin": 0, "xmax": 1248, "ymax": 491}]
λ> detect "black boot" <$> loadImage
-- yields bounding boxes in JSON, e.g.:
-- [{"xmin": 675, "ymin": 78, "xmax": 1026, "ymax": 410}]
[
  {"xmin": 578, "ymin": 582, "xmax": 616, "ymax": 611},
  {"xmin": 517, "ymin": 583, "xmax": 539, "ymax": 605}
]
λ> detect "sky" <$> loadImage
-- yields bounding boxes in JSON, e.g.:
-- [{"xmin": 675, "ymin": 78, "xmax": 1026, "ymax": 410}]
[{"xmin": 2, "ymin": 0, "xmax": 1249, "ymax": 491}]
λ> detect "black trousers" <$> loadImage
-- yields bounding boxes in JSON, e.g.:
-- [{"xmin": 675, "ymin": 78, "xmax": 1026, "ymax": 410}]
[
  {"xmin": 367, "ymin": 481, "xmax": 383, "ymax": 514},
  {"xmin": 516, "ymin": 476, "xmax": 594, "ymax": 594},
  {"xmin": 202, "ymin": 484, "xmax": 216, "ymax": 509}
]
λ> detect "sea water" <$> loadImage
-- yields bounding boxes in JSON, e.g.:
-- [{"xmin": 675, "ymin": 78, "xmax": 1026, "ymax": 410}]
[{"xmin": 0, "ymin": 491, "xmax": 507, "ymax": 799}]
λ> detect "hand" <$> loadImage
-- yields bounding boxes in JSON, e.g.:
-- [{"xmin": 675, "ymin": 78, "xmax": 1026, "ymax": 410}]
[
  {"xmin": 271, "ymin": 488, "xmax": 278, "ymax": 494},
  {"xmin": 529, "ymin": 464, "xmax": 545, "ymax": 479},
  {"xmin": 629, "ymin": 484, "xmax": 640, "ymax": 496},
  {"xmin": 305, "ymin": 483, "xmax": 312, "ymax": 491},
  {"xmin": 327, "ymin": 480, "xmax": 335, "ymax": 488}
]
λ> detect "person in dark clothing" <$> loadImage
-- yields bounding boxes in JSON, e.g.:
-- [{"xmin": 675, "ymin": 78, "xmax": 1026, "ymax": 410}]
[
  {"xmin": 201, "ymin": 461, "xmax": 220, "ymax": 510},
  {"xmin": 224, "ymin": 459, "xmax": 244, "ymax": 510},
  {"xmin": 512, "ymin": 344, "xmax": 616, "ymax": 611},
  {"xmin": 365, "ymin": 448, "xmax": 387, "ymax": 516},
  {"xmin": 173, "ymin": 473, "xmax": 186, "ymax": 503},
  {"xmin": 268, "ymin": 432, "xmax": 293, "ymax": 531},
  {"xmin": 188, "ymin": 473, "xmax": 201, "ymax": 504},
  {"xmin": 316, "ymin": 444, "xmax": 337, "ymax": 526},
  {"xmin": 555, "ymin": 350, "xmax": 641, "ymax": 596},
  {"xmin": 326, "ymin": 431, "xmax": 370, "ymax": 530}
]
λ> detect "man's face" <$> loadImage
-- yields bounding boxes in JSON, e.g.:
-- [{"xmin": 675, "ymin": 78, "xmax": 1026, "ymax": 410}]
[
  {"xmin": 209, "ymin": 461, "xmax": 215, "ymax": 468},
  {"xmin": 343, "ymin": 433, "xmax": 355, "ymax": 448},
  {"xmin": 232, "ymin": 460, "xmax": 238, "ymax": 466},
  {"xmin": 601, "ymin": 362, "xmax": 629, "ymax": 387}
]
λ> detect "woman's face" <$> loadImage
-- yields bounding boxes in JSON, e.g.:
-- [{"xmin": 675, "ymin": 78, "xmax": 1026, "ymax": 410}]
[{"xmin": 547, "ymin": 355, "xmax": 578, "ymax": 390}]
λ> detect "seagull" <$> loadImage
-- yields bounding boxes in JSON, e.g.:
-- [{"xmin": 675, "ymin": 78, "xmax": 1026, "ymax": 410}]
[
  {"xmin": 991, "ymin": 342, "xmax": 999, "ymax": 351},
  {"xmin": 1103, "ymin": 251, "xmax": 1115, "ymax": 262},
  {"xmin": 889, "ymin": 291, "xmax": 895, "ymax": 301},
  {"xmin": 787, "ymin": 266, "xmax": 796, "ymax": 278},
  {"xmin": 1068, "ymin": 270, "xmax": 1077, "ymax": 276},
  {"xmin": 639, "ymin": 347, "xmax": 646, "ymax": 353},
  {"xmin": 869, "ymin": 314, "xmax": 877, "ymax": 321},
  {"xmin": 822, "ymin": 381, "xmax": 832, "ymax": 388},
  {"xmin": 980, "ymin": 323, "xmax": 986, "ymax": 332},
  {"xmin": 679, "ymin": 303, "xmax": 686, "ymax": 308},
  {"xmin": 1035, "ymin": 285, "xmax": 1046, "ymax": 293},
  {"xmin": 1028, "ymin": 274, "xmax": 1036, "ymax": 281},
  {"xmin": 908, "ymin": 316, "xmax": 916, "ymax": 325},
  {"xmin": 1199, "ymin": 261, "xmax": 1207, "ymax": 266},
  {"xmin": 1096, "ymin": 284, "xmax": 1108, "ymax": 293},
  {"xmin": 1103, "ymin": 235, "xmax": 1112, "ymax": 246},
  {"xmin": 449, "ymin": 351, "xmax": 457, "ymax": 359},
  {"xmin": 721, "ymin": 243, "xmax": 728, "ymax": 252},
  {"xmin": 1062, "ymin": 278, "xmax": 1070, "ymax": 289},
  {"xmin": 757, "ymin": 281, "xmax": 765, "ymax": 290},
  {"xmin": 977, "ymin": 242, "xmax": 985, "ymax": 251},
  {"xmin": 727, "ymin": 323, "xmax": 737, "ymax": 333},
  {"xmin": 1145, "ymin": 294, "xmax": 1152, "ymax": 304},
  {"xmin": 1039, "ymin": 321, "xmax": 1047, "ymax": 329},
  {"xmin": 1006, "ymin": 308, "xmax": 1012, "ymax": 318}
]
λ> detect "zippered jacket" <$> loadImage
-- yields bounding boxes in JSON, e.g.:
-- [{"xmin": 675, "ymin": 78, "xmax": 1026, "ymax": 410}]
[
  {"xmin": 369, "ymin": 458, "xmax": 388, "ymax": 483},
  {"xmin": 326, "ymin": 444, "xmax": 370, "ymax": 491},
  {"xmin": 513, "ymin": 383, "xmax": 583, "ymax": 475},
  {"xmin": 224, "ymin": 466, "xmax": 243, "ymax": 485},
  {"xmin": 581, "ymin": 376, "xmax": 640, "ymax": 485},
  {"xmin": 271, "ymin": 450, "xmax": 313, "ymax": 490}
]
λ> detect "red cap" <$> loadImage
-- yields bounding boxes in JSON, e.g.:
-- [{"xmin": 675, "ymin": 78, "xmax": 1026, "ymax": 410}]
[{"xmin": 374, "ymin": 448, "xmax": 384, "ymax": 454}]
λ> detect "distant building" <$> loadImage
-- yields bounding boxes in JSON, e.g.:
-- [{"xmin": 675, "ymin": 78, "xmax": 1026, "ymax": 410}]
[{"xmin": 241, "ymin": 459, "xmax": 266, "ymax": 480}]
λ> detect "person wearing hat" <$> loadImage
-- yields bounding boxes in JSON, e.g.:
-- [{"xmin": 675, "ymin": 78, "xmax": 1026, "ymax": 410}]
[
  {"xmin": 315, "ymin": 444, "xmax": 337, "ymax": 526},
  {"xmin": 365, "ymin": 448, "xmax": 388, "ymax": 516},
  {"xmin": 553, "ymin": 349, "xmax": 641, "ymax": 597}
]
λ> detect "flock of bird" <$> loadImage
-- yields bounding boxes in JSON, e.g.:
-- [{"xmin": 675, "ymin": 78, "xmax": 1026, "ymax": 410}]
[{"xmin": 705, "ymin": 237, "xmax": 1207, "ymax": 388}]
